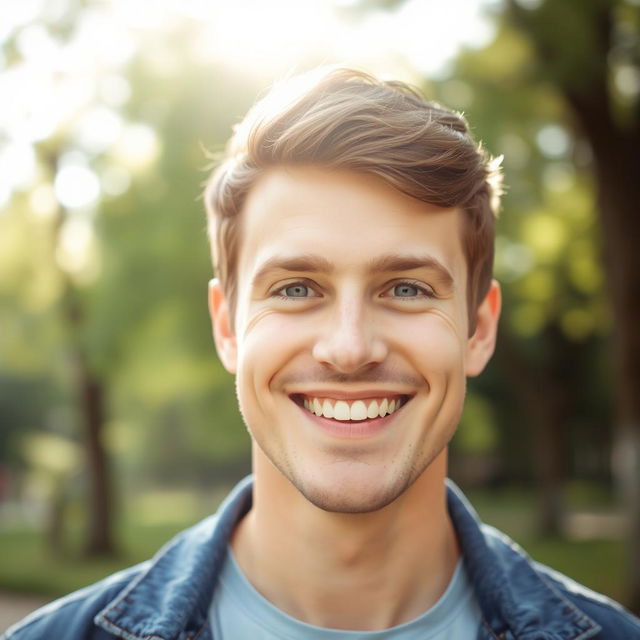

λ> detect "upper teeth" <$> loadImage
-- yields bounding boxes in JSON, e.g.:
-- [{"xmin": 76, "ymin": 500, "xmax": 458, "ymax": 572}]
[{"xmin": 302, "ymin": 396, "xmax": 402, "ymax": 421}]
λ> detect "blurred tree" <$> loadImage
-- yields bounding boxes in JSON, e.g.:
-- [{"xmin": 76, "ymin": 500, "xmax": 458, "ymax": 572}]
[
  {"xmin": 503, "ymin": 0, "xmax": 640, "ymax": 611},
  {"xmin": 0, "ymin": 375, "xmax": 53, "ymax": 473},
  {"xmin": 0, "ymin": 6, "xmax": 256, "ymax": 555},
  {"xmin": 443, "ymin": 29, "xmax": 610, "ymax": 536}
]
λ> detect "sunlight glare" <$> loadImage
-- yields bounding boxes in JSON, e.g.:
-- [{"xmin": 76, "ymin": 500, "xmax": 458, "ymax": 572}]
[
  {"xmin": 29, "ymin": 183, "xmax": 59, "ymax": 219},
  {"xmin": 0, "ymin": 65, "xmax": 59, "ymax": 143},
  {"xmin": 111, "ymin": 123, "xmax": 160, "ymax": 171},
  {"xmin": 0, "ymin": 0, "xmax": 44, "ymax": 44},
  {"xmin": 73, "ymin": 106, "xmax": 124, "ymax": 156},
  {"xmin": 55, "ymin": 214, "xmax": 100, "ymax": 281},
  {"xmin": 54, "ymin": 165, "xmax": 101, "ymax": 209},
  {"xmin": 190, "ymin": 0, "xmax": 337, "ymax": 76},
  {"xmin": 0, "ymin": 142, "xmax": 37, "ymax": 191},
  {"xmin": 63, "ymin": 7, "xmax": 136, "ymax": 70},
  {"xmin": 99, "ymin": 74, "xmax": 132, "ymax": 107},
  {"xmin": 0, "ymin": 181, "xmax": 11, "ymax": 210},
  {"xmin": 170, "ymin": 0, "xmax": 495, "ymax": 79},
  {"xmin": 371, "ymin": 0, "xmax": 497, "ymax": 77},
  {"xmin": 15, "ymin": 22, "xmax": 59, "ymax": 61}
]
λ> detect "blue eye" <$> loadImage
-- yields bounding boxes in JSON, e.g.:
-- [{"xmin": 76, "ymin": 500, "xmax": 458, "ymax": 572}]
[
  {"xmin": 272, "ymin": 281, "xmax": 321, "ymax": 301},
  {"xmin": 384, "ymin": 281, "xmax": 435, "ymax": 300},
  {"xmin": 393, "ymin": 283, "xmax": 420, "ymax": 297},
  {"xmin": 283, "ymin": 284, "xmax": 310, "ymax": 297}
]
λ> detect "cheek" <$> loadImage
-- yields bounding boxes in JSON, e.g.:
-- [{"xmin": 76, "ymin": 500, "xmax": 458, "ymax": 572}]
[
  {"xmin": 393, "ymin": 314, "xmax": 466, "ymax": 374},
  {"xmin": 236, "ymin": 311, "xmax": 313, "ymax": 395}
]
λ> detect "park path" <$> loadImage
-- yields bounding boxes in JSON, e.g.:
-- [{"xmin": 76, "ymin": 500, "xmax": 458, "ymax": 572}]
[{"xmin": 0, "ymin": 592, "xmax": 50, "ymax": 634}]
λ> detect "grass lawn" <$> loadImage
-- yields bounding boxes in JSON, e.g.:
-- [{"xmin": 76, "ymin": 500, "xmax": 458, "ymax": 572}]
[
  {"xmin": 0, "ymin": 486, "xmax": 231, "ymax": 598},
  {"xmin": 0, "ymin": 484, "xmax": 627, "ymax": 605},
  {"xmin": 0, "ymin": 522, "xmax": 189, "ymax": 597}
]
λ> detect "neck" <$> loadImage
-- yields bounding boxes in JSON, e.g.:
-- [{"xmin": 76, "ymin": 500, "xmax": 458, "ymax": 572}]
[{"xmin": 231, "ymin": 447, "xmax": 459, "ymax": 631}]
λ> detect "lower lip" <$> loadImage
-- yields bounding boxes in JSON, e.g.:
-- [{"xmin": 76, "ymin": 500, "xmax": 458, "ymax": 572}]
[{"xmin": 296, "ymin": 402, "xmax": 403, "ymax": 439}]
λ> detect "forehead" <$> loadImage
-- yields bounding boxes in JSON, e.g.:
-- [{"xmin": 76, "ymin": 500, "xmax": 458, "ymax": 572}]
[{"xmin": 237, "ymin": 167, "xmax": 466, "ymax": 283}]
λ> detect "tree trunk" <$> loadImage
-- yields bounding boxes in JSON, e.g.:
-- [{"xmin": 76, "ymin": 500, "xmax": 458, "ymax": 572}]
[
  {"xmin": 496, "ymin": 326, "xmax": 573, "ymax": 537},
  {"xmin": 62, "ymin": 283, "xmax": 116, "ymax": 557},
  {"xmin": 590, "ymin": 144, "xmax": 640, "ymax": 613},
  {"xmin": 45, "ymin": 478, "xmax": 67, "ymax": 555},
  {"xmin": 44, "ymin": 147, "xmax": 117, "ymax": 558},
  {"xmin": 78, "ymin": 355, "xmax": 115, "ymax": 556}
]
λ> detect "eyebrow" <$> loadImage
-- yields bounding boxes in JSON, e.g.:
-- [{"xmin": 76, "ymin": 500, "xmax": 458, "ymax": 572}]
[
  {"xmin": 252, "ymin": 254, "xmax": 334, "ymax": 285},
  {"xmin": 251, "ymin": 252, "xmax": 454, "ymax": 289},
  {"xmin": 367, "ymin": 254, "xmax": 455, "ymax": 289}
]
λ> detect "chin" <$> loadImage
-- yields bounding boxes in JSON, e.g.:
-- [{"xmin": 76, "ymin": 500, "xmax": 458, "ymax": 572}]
[
  {"xmin": 302, "ymin": 489, "xmax": 403, "ymax": 514},
  {"xmin": 290, "ymin": 464, "xmax": 419, "ymax": 514}
]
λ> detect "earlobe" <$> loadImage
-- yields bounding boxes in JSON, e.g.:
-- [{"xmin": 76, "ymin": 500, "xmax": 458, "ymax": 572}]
[
  {"xmin": 465, "ymin": 280, "xmax": 501, "ymax": 377},
  {"xmin": 208, "ymin": 278, "xmax": 237, "ymax": 374}
]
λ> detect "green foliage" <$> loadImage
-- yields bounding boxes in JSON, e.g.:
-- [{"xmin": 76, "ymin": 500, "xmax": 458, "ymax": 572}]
[
  {"xmin": 0, "ymin": 17, "xmax": 257, "ymax": 487},
  {"xmin": 0, "ymin": 375, "xmax": 56, "ymax": 468},
  {"xmin": 433, "ymin": 4, "xmax": 618, "ymax": 484},
  {"xmin": 507, "ymin": 0, "xmax": 614, "ymax": 91},
  {"xmin": 456, "ymin": 392, "xmax": 498, "ymax": 455}
]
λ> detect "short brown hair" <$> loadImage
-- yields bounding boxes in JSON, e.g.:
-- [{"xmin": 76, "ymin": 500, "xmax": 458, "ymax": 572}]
[{"xmin": 204, "ymin": 67, "xmax": 502, "ymax": 332}]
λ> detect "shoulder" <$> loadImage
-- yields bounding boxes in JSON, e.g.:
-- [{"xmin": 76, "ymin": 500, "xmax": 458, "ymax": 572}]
[
  {"xmin": 532, "ymin": 560, "xmax": 640, "ymax": 639},
  {"xmin": 447, "ymin": 482, "xmax": 640, "ymax": 638},
  {"xmin": 481, "ymin": 522, "xmax": 640, "ymax": 638},
  {"xmin": 1, "ymin": 563, "xmax": 148, "ymax": 640}
]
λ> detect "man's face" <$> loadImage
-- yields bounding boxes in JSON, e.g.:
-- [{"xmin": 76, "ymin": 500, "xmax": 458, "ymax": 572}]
[{"xmin": 211, "ymin": 167, "xmax": 497, "ymax": 513}]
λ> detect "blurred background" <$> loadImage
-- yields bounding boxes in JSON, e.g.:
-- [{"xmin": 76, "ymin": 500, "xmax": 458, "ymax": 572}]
[{"xmin": 1, "ymin": 0, "xmax": 639, "ymax": 627}]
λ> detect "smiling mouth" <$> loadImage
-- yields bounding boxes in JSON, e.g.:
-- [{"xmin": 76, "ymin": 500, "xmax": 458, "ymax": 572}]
[{"xmin": 291, "ymin": 394, "xmax": 410, "ymax": 422}]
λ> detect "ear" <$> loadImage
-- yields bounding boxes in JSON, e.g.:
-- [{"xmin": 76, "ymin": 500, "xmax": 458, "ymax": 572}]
[
  {"xmin": 208, "ymin": 278, "xmax": 237, "ymax": 374},
  {"xmin": 465, "ymin": 280, "xmax": 501, "ymax": 377}
]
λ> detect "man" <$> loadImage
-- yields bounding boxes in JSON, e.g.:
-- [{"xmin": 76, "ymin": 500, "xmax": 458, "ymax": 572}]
[{"xmin": 4, "ymin": 68, "xmax": 640, "ymax": 639}]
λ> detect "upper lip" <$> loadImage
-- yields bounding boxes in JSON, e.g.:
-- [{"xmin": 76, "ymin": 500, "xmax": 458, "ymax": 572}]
[{"xmin": 287, "ymin": 389, "xmax": 413, "ymax": 401}]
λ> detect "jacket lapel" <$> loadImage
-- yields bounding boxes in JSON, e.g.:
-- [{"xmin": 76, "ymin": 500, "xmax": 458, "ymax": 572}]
[{"xmin": 447, "ymin": 481, "xmax": 601, "ymax": 640}]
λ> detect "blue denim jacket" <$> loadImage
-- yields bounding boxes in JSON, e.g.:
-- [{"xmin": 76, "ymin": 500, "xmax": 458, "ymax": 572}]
[{"xmin": 4, "ymin": 476, "xmax": 640, "ymax": 639}]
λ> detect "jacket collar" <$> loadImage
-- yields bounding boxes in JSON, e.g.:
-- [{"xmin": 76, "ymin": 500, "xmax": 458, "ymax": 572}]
[
  {"xmin": 446, "ymin": 481, "xmax": 601, "ymax": 640},
  {"xmin": 96, "ymin": 476, "xmax": 600, "ymax": 640},
  {"xmin": 95, "ymin": 476, "xmax": 253, "ymax": 640}
]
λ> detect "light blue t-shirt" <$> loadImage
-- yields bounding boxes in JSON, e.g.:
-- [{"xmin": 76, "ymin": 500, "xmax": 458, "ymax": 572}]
[{"xmin": 209, "ymin": 547, "xmax": 482, "ymax": 639}]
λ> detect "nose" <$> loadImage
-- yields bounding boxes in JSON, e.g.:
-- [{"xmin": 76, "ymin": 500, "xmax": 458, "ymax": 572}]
[{"xmin": 312, "ymin": 295, "xmax": 388, "ymax": 374}]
